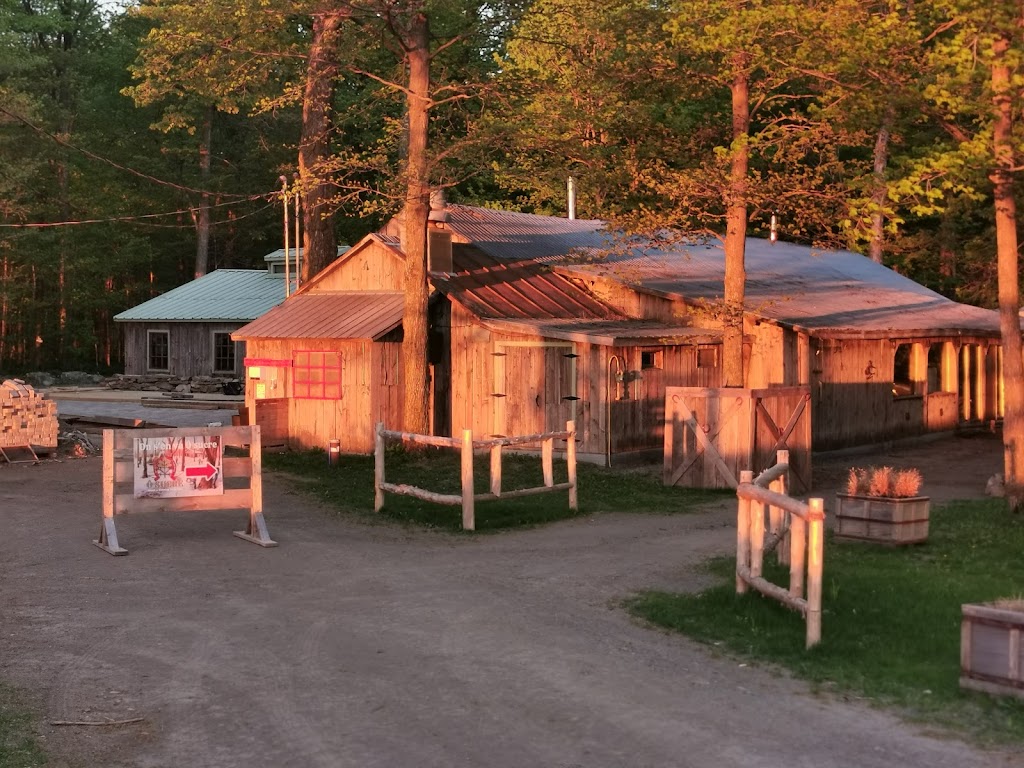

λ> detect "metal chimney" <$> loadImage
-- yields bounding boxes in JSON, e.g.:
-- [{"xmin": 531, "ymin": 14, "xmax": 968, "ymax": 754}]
[{"xmin": 567, "ymin": 176, "xmax": 577, "ymax": 220}]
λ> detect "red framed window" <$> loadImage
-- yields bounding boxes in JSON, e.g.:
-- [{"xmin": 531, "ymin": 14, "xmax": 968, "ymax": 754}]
[{"xmin": 293, "ymin": 350, "xmax": 343, "ymax": 400}]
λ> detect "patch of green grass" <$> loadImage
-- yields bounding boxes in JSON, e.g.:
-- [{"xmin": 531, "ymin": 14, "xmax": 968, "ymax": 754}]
[
  {"xmin": 629, "ymin": 499, "xmax": 1024, "ymax": 745},
  {"xmin": 266, "ymin": 447, "xmax": 727, "ymax": 531},
  {"xmin": 0, "ymin": 684, "xmax": 46, "ymax": 768}
]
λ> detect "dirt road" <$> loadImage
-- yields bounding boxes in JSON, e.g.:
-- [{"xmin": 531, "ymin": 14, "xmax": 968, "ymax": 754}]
[{"xmin": 0, "ymin": 434, "xmax": 1017, "ymax": 768}]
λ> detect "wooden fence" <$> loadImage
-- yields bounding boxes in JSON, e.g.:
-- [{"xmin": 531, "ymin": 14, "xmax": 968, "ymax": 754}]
[
  {"xmin": 664, "ymin": 386, "xmax": 812, "ymax": 493},
  {"xmin": 736, "ymin": 450, "xmax": 825, "ymax": 649},
  {"xmin": 96, "ymin": 425, "xmax": 276, "ymax": 555},
  {"xmin": 374, "ymin": 420, "xmax": 578, "ymax": 531}
]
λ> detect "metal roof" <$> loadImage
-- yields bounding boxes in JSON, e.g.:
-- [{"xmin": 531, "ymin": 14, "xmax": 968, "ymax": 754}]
[
  {"xmin": 431, "ymin": 244, "xmax": 622, "ymax": 320},
  {"xmin": 443, "ymin": 205, "xmax": 612, "ymax": 261},
  {"xmin": 557, "ymin": 238, "xmax": 1005, "ymax": 337},
  {"xmin": 480, "ymin": 318, "xmax": 721, "ymax": 347},
  {"xmin": 436, "ymin": 206, "xmax": 1004, "ymax": 338},
  {"xmin": 114, "ymin": 269, "xmax": 286, "ymax": 323},
  {"xmin": 233, "ymin": 292, "xmax": 404, "ymax": 341}
]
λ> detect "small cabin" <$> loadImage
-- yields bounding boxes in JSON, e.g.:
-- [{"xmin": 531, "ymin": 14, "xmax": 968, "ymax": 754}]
[{"xmin": 115, "ymin": 248, "xmax": 345, "ymax": 379}]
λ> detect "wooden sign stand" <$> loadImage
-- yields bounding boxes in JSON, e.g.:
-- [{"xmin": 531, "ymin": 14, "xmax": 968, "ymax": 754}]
[{"xmin": 95, "ymin": 425, "xmax": 276, "ymax": 556}]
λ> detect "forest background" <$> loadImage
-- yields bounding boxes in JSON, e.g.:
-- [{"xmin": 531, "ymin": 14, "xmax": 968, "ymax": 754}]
[{"xmin": 0, "ymin": 0, "xmax": 1020, "ymax": 375}]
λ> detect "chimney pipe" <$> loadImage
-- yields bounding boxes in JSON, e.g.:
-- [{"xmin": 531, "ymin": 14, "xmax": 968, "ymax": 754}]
[{"xmin": 567, "ymin": 176, "xmax": 576, "ymax": 220}]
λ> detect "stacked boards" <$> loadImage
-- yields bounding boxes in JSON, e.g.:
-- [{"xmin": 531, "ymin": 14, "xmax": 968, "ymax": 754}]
[{"xmin": 1, "ymin": 380, "xmax": 58, "ymax": 457}]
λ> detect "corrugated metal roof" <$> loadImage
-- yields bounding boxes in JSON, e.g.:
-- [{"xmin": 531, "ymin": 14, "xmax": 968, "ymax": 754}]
[
  {"xmin": 480, "ymin": 318, "xmax": 721, "ymax": 347},
  {"xmin": 436, "ymin": 205, "xmax": 1007, "ymax": 337},
  {"xmin": 233, "ymin": 292, "xmax": 404, "ymax": 340},
  {"xmin": 431, "ymin": 244, "xmax": 621, "ymax": 320},
  {"xmin": 444, "ymin": 205, "xmax": 612, "ymax": 261},
  {"xmin": 114, "ymin": 269, "xmax": 286, "ymax": 323},
  {"xmin": 557, "ymin": 238, "xmax": 1004, "ymax": 337}
]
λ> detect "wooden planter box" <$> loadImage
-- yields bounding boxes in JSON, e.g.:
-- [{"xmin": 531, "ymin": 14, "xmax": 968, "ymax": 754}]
[
  {"xmin": 960, "ymin": 602, "xmax": 1024, "ymax": 700},
  {"xmin": 833, "ymin": 494, "xmax": 929, "ymax": 544}
]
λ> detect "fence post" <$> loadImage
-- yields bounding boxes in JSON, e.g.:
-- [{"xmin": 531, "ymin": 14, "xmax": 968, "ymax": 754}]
[
  {"xmin": 374, "ymin": 422, "xmax": 385, "ymax": 512},
  {"xmin": 461, "ymin": 429, "xmax": 475, "ymax": 531},
  {"xmin": 736, "ymin": 470, "xmax": 753, "ymax": 594},
  {"xmin": 542, "ymin": 437, "xmax": 554, "ymax": 487},
  {"xmin": 774, "ymin": 448, "xmax": 790, "ymax": 565},
  {"xmin": 806, "ymin": 497, "xmax": 825, "ymax": 649},
  {"xmin": 490, "ymin": 444, "xmax": 502, "ymax": 497},
  {"xmin": 566, "ymin": 420, "xmax": 578, "ymax": 511},
  {"xmin": 750, "ymin": 497, "xmax": 765, "ymax": 579},
  {"xmin": 789, "ymin": 514, "xmax": 806, "ymax": 600}
]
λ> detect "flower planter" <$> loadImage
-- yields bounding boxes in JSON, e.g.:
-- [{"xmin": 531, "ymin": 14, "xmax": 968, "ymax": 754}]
[
  {"xmin": 833, "ymin": 494, "xmax": 930, "ymax": 545},
  {"xmin": 960, "ymin": 601, "xmax": 1024, "ymax": 700}
]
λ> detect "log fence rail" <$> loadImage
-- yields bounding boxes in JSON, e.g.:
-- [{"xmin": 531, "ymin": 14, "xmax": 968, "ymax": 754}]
[
  {"xmin": 374, "ymin": 420, "xmax": 578, "ymax": 531},
  {"xmin": 736, "ymin": 449, "xmax": 825, "ymax": 649}
]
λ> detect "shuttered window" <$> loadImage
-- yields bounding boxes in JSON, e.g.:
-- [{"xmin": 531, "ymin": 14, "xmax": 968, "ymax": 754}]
[{"xmin": 293, "ymin": 350, "xmax": 343, "ymax": 400}]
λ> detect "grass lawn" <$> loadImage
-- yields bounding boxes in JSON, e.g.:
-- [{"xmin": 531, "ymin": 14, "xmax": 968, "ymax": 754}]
[
  {"xmin": 267, "ymin": 447, "xmax": 728, "ymax": 531},
  {"xmin": 629, "ymin": 498, "xmax": 1024, "ymax": 746},
  {"xmin": 0, "ymin": 685, "xmax": 45, "ymax": 768}
]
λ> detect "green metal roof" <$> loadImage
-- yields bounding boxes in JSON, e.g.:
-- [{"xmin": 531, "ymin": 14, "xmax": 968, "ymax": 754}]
[{"xmin": 114, "ymin": 269, "xmax": 287, "ymax": 323}]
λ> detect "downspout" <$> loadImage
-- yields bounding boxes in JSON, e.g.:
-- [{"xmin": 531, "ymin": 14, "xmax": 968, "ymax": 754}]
[{"xmin": 607, "ymin": 354, "xmax": 623, "ymax": 467}]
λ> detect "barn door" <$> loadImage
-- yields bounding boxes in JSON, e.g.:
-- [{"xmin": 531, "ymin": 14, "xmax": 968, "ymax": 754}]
[{"xmin": 492, "ymin": 342, "xmax": 576, "ymax": 437}]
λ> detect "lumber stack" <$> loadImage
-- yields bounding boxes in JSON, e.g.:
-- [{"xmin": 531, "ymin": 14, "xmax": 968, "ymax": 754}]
[{"xmin": 0, "ymin": 380, "xmax": 58, "ymax": 449}]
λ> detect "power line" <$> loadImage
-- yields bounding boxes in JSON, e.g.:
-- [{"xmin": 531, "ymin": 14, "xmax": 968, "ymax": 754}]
[
  {"xmin": 0, "ymin": 199, "xmax": 276, "ymax": 229},
  {"xmin": 0, "ymin": 104, "xmax": 279, "ymax": 200}
]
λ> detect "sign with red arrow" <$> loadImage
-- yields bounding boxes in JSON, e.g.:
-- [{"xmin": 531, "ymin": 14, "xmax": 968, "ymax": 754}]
[
  {"xmin": 132, "ymin": 434, "xmax": 224, "ymax": 499},
  {"xmin": 185, "ymin": 462, "xmax": 218, "ymax": 480}
]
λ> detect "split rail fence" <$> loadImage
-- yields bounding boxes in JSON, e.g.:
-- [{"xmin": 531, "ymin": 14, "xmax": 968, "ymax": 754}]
[
  {"xmin": 374, "ymin": 420, "xmax": 578, "ymax": 531},
  {"xmin": 736, "ymin": 449, "xmax": 825, "ymax": 649}
]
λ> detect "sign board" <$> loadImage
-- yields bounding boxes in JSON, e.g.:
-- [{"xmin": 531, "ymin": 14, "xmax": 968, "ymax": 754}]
[{"xmin": 133, "ymin": 435, "xmax": 224, "ymax": 499}]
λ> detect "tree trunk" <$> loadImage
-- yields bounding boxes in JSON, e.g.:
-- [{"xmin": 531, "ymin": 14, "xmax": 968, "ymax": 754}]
[
  {"xmin": 195, "ymin": 106, "xmax": 212, "ymax": 278},
  {"xmin": 868, "ymin": 105, "xmax": 894, "ymax": 264},
  {"xmin": 299, "ymin": 8, "xmax": 346, "ymax": 282},
  {"xmin": 991, "ymin": 35, "xmax": 1024, "ymax": 510},
  {"xmin": 400, "ymin": 10, "xmax": 431, "ymax": 435},
  {"xmin": 723, "ymin": 59, "xmax": 750, "ymax": 388}
]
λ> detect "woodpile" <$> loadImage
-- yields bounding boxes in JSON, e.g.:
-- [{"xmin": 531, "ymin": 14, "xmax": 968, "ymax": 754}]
[{"xmin": 1, "ymin": 379, "xmax": 58, "ymax": 449}]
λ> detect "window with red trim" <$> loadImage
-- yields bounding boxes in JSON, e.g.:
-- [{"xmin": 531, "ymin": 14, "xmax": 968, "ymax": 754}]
[{"xmin": 293, "ymin": 350, "xmax": 343, "ymax": 399}]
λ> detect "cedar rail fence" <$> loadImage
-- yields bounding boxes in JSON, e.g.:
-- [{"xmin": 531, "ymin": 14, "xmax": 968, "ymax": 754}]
[
  {"xmin": 736, "ymin": 449, "xmax": 825, "ymax": 649},
  {"xmin": 374, "ymin": 420, "xmax": 578, "ymax": 531}
]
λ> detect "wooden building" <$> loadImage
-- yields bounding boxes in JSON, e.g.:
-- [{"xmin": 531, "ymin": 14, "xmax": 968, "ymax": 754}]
[
  {"xmin": 115, "ymin": 248, "xmax": 346, "ymax": 380},
  {"xmin": 234, "ymin": 204, "xmax": 1012, "ymax": 467}
]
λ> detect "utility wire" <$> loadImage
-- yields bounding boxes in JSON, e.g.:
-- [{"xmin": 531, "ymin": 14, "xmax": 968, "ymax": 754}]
[
  {"xmin": 0, "ymin": 104, "xmax": 279, "ymax": 201},
  {"xmin": 0, "ymin": 199, "xmax": 275, "ymax": 229}
]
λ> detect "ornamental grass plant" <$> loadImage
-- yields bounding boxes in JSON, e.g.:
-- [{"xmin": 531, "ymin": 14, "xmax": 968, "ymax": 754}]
[{"xmin": 845, "ymin": 466, "xmax": 923, "ymax": 498}]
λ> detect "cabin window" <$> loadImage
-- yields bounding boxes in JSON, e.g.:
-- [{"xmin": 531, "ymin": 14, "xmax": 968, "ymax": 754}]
[
  {"xmin": 641, "ymin": 349, "xmax": 663, "ymax": 370},
  {"xmin": 212, "ymin": 332, "xmax": 237, "ymax": 374},
  {"xmin": 293, "ymin": 350, "xmax": 343, "ymax": 400},
  {"xmin": 147, "ymin": 330, "xmax": 169, "ymax": 372},
  {"xmin": 697, "ymin": 345, "xmax": 717, "ymax": 369}
]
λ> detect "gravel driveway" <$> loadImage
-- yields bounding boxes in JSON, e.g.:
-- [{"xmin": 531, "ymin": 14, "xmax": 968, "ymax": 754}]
[{"xmin": 0, "ymin": 436, "xmax": 1019, "ymax": 768}]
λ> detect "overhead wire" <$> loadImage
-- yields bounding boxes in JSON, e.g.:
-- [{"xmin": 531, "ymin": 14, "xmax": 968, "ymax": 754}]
[{"xmin": 0, "ymin": 104, "xmax": 283, "ymax": 229}]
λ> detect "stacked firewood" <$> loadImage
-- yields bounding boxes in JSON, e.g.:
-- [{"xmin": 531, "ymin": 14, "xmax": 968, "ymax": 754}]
[{"xmin": 0, "ymin": 379, "xmax": 58, "ymax": 449}]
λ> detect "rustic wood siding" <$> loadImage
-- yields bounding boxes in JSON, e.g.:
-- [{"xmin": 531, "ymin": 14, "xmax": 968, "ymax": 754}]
[
  {"xmin": 447, "ymin": 302, "xmax": 722, "ymax": 462},
  {"xmin": 243, "ymin": 336, "xmax": 402, "ymax": 453},
  {"xmin": 122, "ymin": 321, "xmax": 245, "ymax": 378},
  {"xmin": 311, "ymin": 242, "xmax": 404, "ymax": 292}
]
